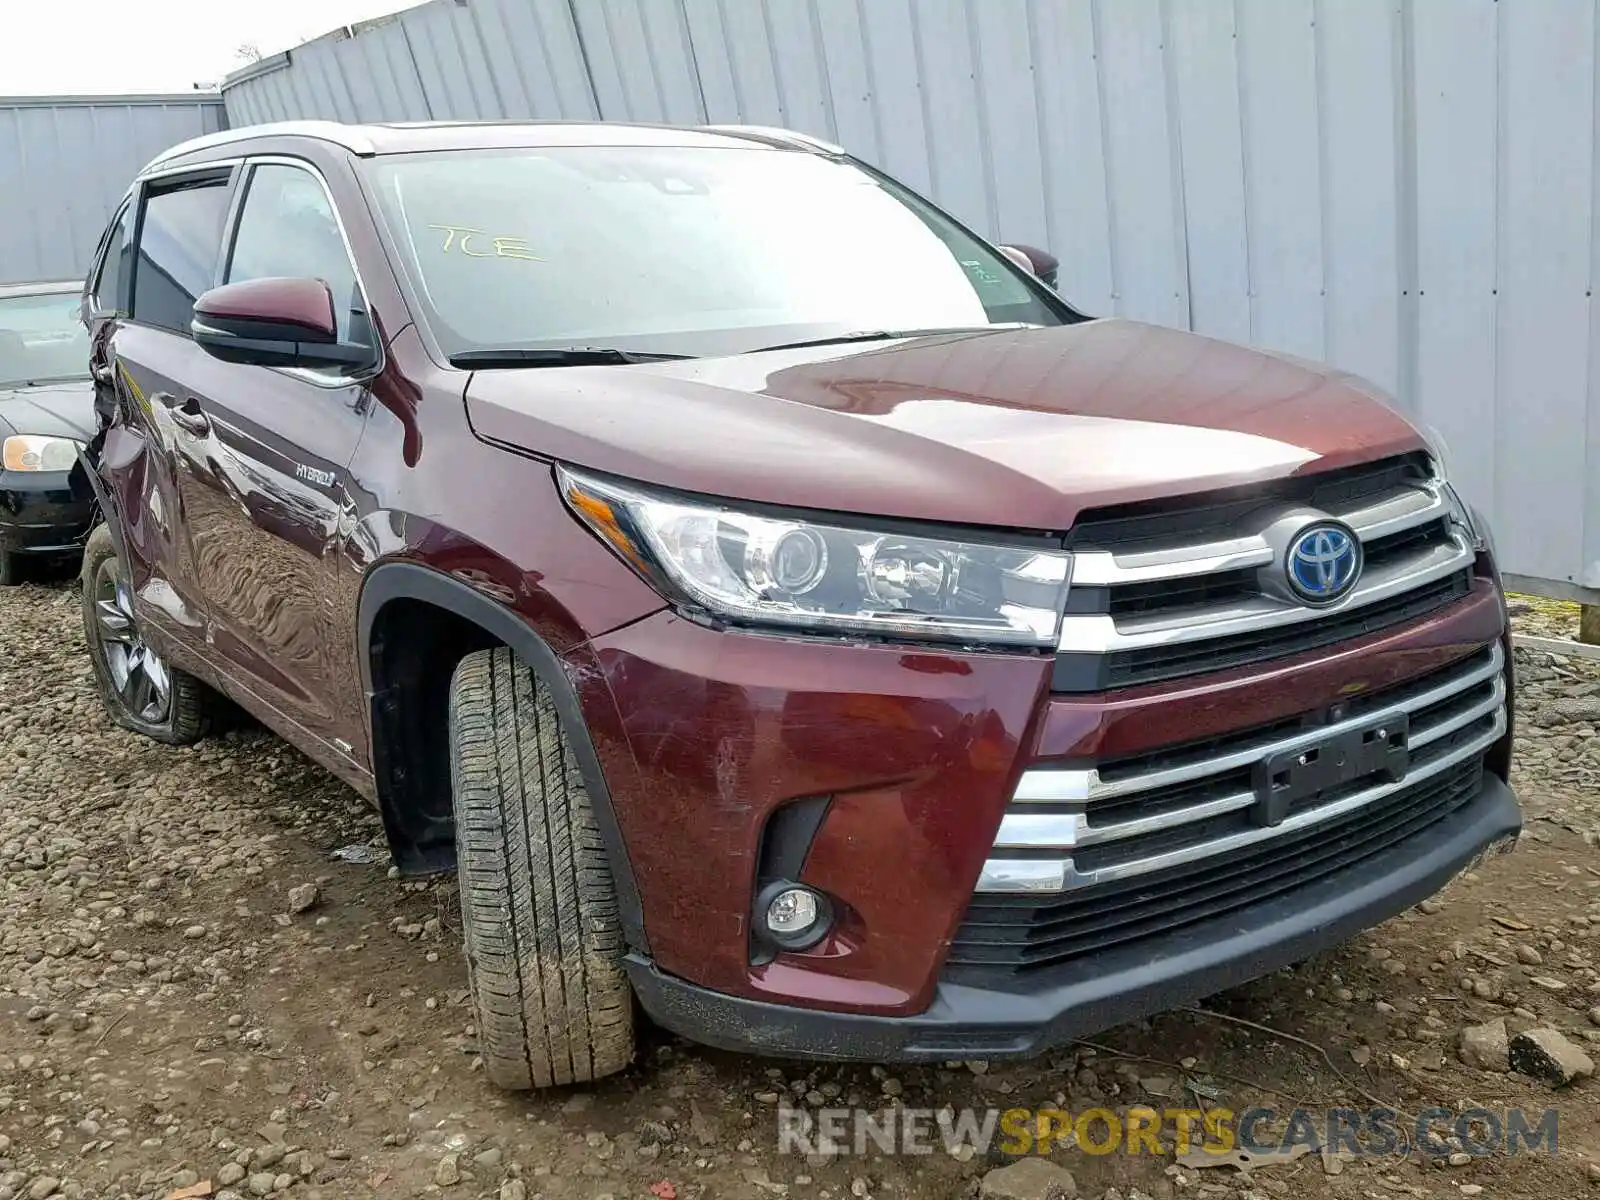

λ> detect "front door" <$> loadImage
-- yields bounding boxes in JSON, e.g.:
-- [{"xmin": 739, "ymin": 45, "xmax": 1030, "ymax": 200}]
[{"xmin": 166, "ymin": 160, "xmax": 378, "ymax": 765}]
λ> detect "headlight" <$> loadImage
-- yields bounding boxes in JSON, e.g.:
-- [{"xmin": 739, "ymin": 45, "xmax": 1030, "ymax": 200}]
[
  {"xmin": 2, "ymin": 435, "xmax": 82, "ymax": 473},
  {"xmin": 559, "ymin": 467, "xmax": 1073, "ymax": 647},
  {"xmin": 1423, "ymin": 436, "xmax": 1489, "ymax": 553}
]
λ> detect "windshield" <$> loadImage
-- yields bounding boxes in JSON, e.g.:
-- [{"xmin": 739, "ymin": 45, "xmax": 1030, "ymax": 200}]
[
  {"xmin": 0, "ymin": 290, "xmax": 90, "ymax": 387},
  {"xmin": 363, "ymin": 145, "xmax": 1068, "ymax": 359}
]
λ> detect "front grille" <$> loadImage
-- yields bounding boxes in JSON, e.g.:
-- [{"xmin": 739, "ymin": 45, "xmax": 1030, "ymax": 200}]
[
  {"xmin": 947, "ymin": 759, "xmax": 1483, "ymax": 972},
  {"xmin": 1055, "ymin": 455, "xmax": 1479, "ymax": 691},
  {"xmin": 1057, "ymin": 569, "xmax": 1472, "ymax": 691},
  {"xmin": 1065, "ymin": 454, "xmax": 1432, "ymax": 550},
  {"xmin": 976, "ymin": 642, "xmax": 1505, "ymax": 896}
]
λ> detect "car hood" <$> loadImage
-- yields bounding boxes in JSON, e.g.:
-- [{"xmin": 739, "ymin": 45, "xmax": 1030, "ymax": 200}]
[
  {"xmin": 0, "ymin": 379, "xmax": 97, "ymax": 443},
  {"xmin": 464, "ymin": 319, "xmax": 1429, "ymax": 531}
]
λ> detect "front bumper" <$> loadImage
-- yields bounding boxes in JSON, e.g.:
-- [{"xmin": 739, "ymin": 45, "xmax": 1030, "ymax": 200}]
[
  {"xmin": 628, "ymin": 770, "xmax": 1519, "ymax": 1061},
  {"xmin": 0, "ymin": 467, "xmax": 96, "ymax": 554},
  {"xmin": 583, "ymin": 578, "xmax": 1511, "ymax": 1015}
]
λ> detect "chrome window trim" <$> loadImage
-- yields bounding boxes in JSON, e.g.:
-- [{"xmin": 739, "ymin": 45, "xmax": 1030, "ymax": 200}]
[{"xmin": 224, "ymin": 154, "xmax": 385, "ymax": 390}]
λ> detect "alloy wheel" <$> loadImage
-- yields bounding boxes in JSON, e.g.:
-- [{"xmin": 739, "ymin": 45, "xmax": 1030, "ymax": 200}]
[{"xmin": 92, "ymin": 557, "xmax": 172, "ymax": 725}]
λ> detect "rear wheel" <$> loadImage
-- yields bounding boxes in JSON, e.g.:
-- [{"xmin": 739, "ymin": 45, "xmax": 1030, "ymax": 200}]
[
  {"xmin": 448, "ymin": 646, "xmax": 634, "ymax": 1089},
  {"xmin": 80, "ymin": 525, "xmax": 217, "ymax": 744}
]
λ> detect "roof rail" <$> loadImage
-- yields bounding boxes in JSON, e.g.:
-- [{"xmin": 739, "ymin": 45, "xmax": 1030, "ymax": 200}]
[
  {"xmin": 139, "ymin": 120, "xmax": 379, "ymax": 176},
  {"xmin": 700, "ymin": 124, "xmax": 844, "ymax": 156}
]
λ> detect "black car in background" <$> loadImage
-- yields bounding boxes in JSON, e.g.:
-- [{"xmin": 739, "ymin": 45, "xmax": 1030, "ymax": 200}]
[{"xmin": 0, "ymin": 280, "xmax": 98, "ymax": 583}]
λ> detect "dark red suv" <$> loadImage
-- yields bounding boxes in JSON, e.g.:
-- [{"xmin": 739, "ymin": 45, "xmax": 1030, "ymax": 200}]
[{"xmin": 80, "ymin": 119, "xmax": 1518, "ymax": 1090}]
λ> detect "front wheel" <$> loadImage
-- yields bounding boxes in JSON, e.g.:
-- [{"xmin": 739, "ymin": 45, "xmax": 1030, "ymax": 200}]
[
  {"xmin": 80, "ymin": 525, "xmax": 217, "ymax": 744},
  {"xmin": 448, "ymin": 646, "xmax": 635, "ymax": 1090}
]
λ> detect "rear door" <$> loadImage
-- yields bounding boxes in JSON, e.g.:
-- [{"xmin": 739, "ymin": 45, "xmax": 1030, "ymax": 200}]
[
  {"xmin": 91, "ymin": 168, "xmax": 237, "ymax": 665},
  {"xmin": 163, "ymin": 157, "xmax": 377, "ymax": 766}
]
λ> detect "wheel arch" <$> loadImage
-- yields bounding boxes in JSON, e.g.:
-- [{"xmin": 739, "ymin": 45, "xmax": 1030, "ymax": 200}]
[{"xmin": 357, "ymin": 560, "xmax": 649, "ymax": 953}]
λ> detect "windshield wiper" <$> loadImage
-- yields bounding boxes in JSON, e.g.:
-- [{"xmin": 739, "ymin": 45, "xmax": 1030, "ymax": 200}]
[
  {"xmin": 749, "ymin": 325, "xmax": 1035, "ymax": 354},
  {"xmin": 449, "ymin": 347, "xmax": 695, "ymax": 369}
]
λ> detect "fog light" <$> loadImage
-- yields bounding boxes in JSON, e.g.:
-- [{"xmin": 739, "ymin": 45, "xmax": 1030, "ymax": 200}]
[
  {"xmin": 766, "ymin": 887, "xmax": 819, "ymax": 934},
  {"xmin": 754, "ymin": 881, "xmax": 833, "ymax": 952}
]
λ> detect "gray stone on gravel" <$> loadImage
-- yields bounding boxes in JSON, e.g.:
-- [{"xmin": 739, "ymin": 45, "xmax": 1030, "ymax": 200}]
[
  {"xmin": 980, "ymin": 1158, "xmax": 1077, "ymax": 1200},
  {"xmin": 1509, "ymin": 1027, "xmax": 1596, "ymax": 1086},
  {"xmin": 25, "ymin": 1180, "xmax": 58, "ymax": 1200},
  {"xmin": 252, "ymin": 1146, "xmax": 286, "ymax": 1170},
  {"xmin": 245, "ymin": 1172, "xmax": 276, "ymax": 1197},
  {"xmin": 1459, "ymin": 1017, "xmax": 1510, "ymax": 1072},
  {"xmin": 217, "ymin": 1164, "xmax": 246, "ymax": 1186},
  {"xmin": 286, "ymin": 883, "xmax": 319, "ymax": 914},
  {"xmin": 1534, "ymin": 696, "xmax": 1600, "ymax": 726},
  {"xmin": 435, "ymin": 1154, "xmax": 462, "ymax": 1187}
]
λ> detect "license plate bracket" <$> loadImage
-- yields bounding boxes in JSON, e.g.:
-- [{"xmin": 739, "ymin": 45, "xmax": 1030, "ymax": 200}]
[{"xmin": 1251, "ymin": 714, "xmax": 1410, "ymax": 827}]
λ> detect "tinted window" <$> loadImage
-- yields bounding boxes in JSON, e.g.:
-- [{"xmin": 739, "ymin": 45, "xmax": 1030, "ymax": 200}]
[
  {"xmin": 0, "ymin": 291, "xmax": 91, "ymax": 387},
  {"xmin": 132, "ymin": 177, "xmax": 232, "ymax": 333},
  {"xmin": 363, "ymin": 146, "xmax": 1067, "ymax": 359},
  {"xmin": 227, "ymin": 164, "xmax": 361, "ymax": 343},
  {"xmin": 92, "ymin": 202, "xmax": 134, "ymax": 313}
]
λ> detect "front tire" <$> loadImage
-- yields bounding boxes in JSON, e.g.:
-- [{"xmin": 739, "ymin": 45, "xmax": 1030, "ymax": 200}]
[
  {"xmin": 80, "ymin": 525, "xmax": 216, "ymax": 744},
  {"xmin": 448, "ymin": 646, "xmax": 634, "ymax": 1089}
]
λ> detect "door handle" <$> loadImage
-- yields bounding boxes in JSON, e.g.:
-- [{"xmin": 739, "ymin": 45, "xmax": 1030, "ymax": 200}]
[{"xmin": 160, "ymin": 394, "xmax": 210, "ymax": 436}]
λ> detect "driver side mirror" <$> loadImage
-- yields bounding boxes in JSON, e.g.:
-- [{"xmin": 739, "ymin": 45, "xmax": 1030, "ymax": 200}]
[{"xmin": 191, "ymin": 277, "xmax": 374, "ymax": 371}]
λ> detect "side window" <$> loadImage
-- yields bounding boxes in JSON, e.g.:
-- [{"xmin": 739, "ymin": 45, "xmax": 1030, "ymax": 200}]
[
  {"xmin": 227, "ymin": 164, "xmax": 362, "ymax": 344},
  {"xmin": 90, "ymin": 201, "xmax": 134, "ymax": 313},
  {"xmin": 131, "ymin": 176, "xmax": 232, "ymax": 334}
]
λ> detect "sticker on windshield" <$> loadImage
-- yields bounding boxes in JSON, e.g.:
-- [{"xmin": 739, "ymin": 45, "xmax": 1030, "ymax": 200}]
[{"xmin": 427, "ymin": 224, "xmax": 543, "ymax": 261}]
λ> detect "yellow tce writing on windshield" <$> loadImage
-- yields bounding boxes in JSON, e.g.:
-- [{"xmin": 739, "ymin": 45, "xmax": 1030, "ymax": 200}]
[{"xmin": 428, "ymin": 224, "xmax": 543, "ymax": 261}]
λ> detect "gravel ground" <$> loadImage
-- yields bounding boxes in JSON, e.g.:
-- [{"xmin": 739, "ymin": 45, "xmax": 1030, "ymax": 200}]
[
  {"xmin": 2, "ymin": 571, "xmax": 1600, "ymax": 1200},
  {"xmin": 1506, "ymin": 592, "xmax": 1585, "ymax": 643}
]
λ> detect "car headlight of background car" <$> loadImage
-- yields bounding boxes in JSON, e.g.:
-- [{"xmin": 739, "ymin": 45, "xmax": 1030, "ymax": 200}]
[
  {"xmin": 559, "ymin": 466, "xmax": 1073, "ymax": 647},
  {"xmin": 2, "ymin": 435, "xmax": 82, "ymax": 473}
]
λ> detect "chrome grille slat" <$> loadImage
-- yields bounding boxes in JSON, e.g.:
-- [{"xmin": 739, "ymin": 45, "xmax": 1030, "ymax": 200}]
[
  {"xmin": 981, "ymin": 642, "xmax": 1506, "ymax": 893},
  {"xmin": 978, "ymin": 707, "xmax": 1504, "ymax": 894},
  {"xmin": 1054, "ymin": 466, "xmax": 1482, "ymax": 690},
  {"xmin": 1057, "ymin": 532, "xmax": 1474, "ymax": 653},
  {"xmin": 1014, "ymin": 643, "xmax": 1504, "ymax": 805},
  {"xmin": 1068, "ymin": 482, "xmax": 1448, "ymax": 587},
  {"xmin": 994, "ymin": 676, "xmax": 1503, "ymax": 854}
]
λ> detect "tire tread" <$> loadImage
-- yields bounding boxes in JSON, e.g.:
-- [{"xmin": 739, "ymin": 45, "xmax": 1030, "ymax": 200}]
[{"xmin": 449, "ymin": 646, "xmax": 632, "ymax": 1090}]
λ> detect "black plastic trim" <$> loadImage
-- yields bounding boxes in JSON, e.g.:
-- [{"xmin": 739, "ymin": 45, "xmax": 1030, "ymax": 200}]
[
  {"xmin": 749, "ymin": 796, "xmax": 833, "ymax": 962},
  {"xmin": 72, "ymin": 446, "xmax": 118, "ymax": 559},
  {"xmin": 626, "ymin": 773, "xmax": 1519, "ymax": 1062},
  {"xmin": 756, "ymin": 795, "xmax": 831, "ymax": 886},
  {"xmin": 356, "ymin": 561, "xmax": 649, "ymax": 954}
]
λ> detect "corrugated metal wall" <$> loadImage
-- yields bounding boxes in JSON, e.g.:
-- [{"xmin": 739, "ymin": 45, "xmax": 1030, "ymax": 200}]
[
  {"xmin": 222, "ymin": 0, "xmax": 1600, "ymax": 602},
  {"xmin": 0, "ymin": 95, "xmax": 227, "ymax": 284}
]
